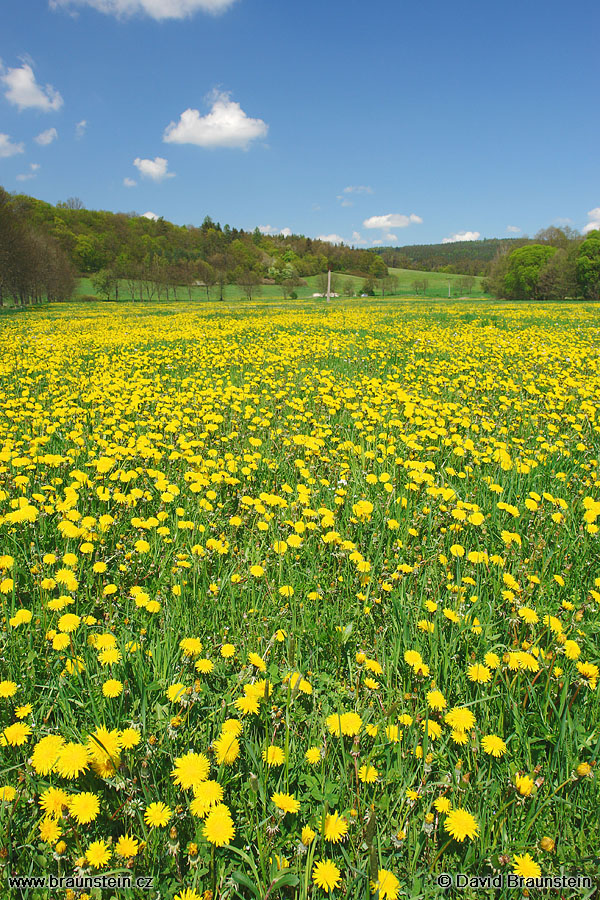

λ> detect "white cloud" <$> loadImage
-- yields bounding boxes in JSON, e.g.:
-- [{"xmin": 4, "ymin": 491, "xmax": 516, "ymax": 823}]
[
  {"xmin": 35, "ymin": 127, "xmax": 58, "ymax": 146},
  {"xmin": 0, "ymin": 133, "xmax": 25, "ymax": 158},
  {"xmin": 583, "ymin": 207, "xmax": 600, "ymax": 235},
  {"xmin": 343, "ymin": 185, "xmax": 373, "ymax": 194},
  {"xmin": 75, "ymin": 119, "xmax": 87, "ymax": 138},
  {"xmin": 506, "ymin": 225, "xmax": 521, "ymax": 233},
  {"xmin": 316, "ymin": 233, "xmax": 344, "ymax": 245},
  {"xmin": 16, "ymin": 163, "xmax": 40, "ymax": 182},
  {"xmin": 133, "ymin": 156, "xmax": 174, "ymax": 181},
  {"xmin": 442, "ymin": 230, "xmax": 481, "ymax": 244},
  {"xmin": 163, "ymin": 91, "xmax": 268, "ymax": 150},
  {"xmin": 369, "ymin": 233, "xmax": 397, "ymax": 245},
  {"xmin": 123, "ymin": 177, "xmax": 137, "ymax": 187},
  {"xmin": 1, "ymin": 62, "xmax": 63, "ymax": 112},
  {"xmin": 258, "ymin": 225, "xmax": 292, "ymax": 237},
  {"xmin": 50, "ymin": 0, "xmax": 237, "ymax": 20},
  {"xmin": 363, "ymin": 213, "xmax": 423, "ymax": 229},
  {"xmin": 351, "ymin": 231, "xmax": 368, "ymax": 245},
  {"xmin": 336, "ymin": 195, "xmax": 353, "ymax": 207},
  {"xmin": 142, "ymin": 211, "xmax": 159, "ymax": 220}
]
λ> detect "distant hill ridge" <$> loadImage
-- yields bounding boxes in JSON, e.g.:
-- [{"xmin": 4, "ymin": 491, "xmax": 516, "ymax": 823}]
[{"xmin": 373, "ymin": 237, "xmax": 529, "ymax": 276}]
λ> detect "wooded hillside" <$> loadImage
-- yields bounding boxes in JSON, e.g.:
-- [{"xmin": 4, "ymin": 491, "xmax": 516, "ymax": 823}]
[
  {"xmin": 373, "ymin": 238, "xmax": 528, "ymax": 275},
  {"xmin": 0, "ymin": 188, "xmax": 386, "ymax": 305}
]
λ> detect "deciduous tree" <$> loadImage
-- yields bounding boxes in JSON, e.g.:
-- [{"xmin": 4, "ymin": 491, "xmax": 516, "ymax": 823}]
[
  {"xmin": 504, "ymin": 244, "xmax": 557, "ymax": 300},
  {"xmin": 576, "ymin": 231, "xmax": 600, "ymax": 300}
]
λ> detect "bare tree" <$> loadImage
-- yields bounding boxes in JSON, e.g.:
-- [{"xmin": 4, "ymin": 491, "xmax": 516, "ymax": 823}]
[
  {"xmin": 126, "ymin": 265, "xmax": 139, "ymax": 302},
  {"xmin": 57, "ymin": 197, "xmax": 85, "ymax": 210},
  {"xmin": 381, "ymin": 274, "xmax": 398, "ymax": 297},
  {"xmin": 343, "ymin": 277, "xmax": 355, "ymax": 298},
  {"xmin": 197, "ymin": 260, "xmax": 216, "ymax": 300},
  {"xmin": 210, "ymin": 252, "xmax": 230, "ymax": 301},
  {"xmin": 236, "ymin": 268, "xmax": 261, "ymax": 301}
]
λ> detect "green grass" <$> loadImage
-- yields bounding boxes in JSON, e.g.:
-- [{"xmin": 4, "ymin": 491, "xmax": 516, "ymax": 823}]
[
  {"xmin": 386, "ymin": 267, "xmax": 486, "ymax": 298},
  {"xmin": 74, "ymin": 269, "xmax": 488, "ymax": 304}
]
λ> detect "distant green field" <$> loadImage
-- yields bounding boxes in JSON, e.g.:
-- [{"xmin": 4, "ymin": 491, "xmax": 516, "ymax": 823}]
[
  {"xmin": 75, "ymin": 268, "xmax": 487, "ymax": 302},
  {"xmin": 387, "ymin": 267, "xmax": 486, "ymax": 297}
]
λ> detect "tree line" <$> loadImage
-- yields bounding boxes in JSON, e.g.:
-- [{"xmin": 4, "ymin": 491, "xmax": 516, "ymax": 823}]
[
  {"xmin": 0, "ymin": 188, "xmax": 75, "ymax": 307},
  {"xmin": 482, "ymin": 227, "xmax": 600, "ymax": 301}
]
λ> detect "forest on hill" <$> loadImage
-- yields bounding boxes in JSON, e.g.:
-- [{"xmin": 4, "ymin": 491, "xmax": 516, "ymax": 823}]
[
  {"xmin": 0, "ymin": 187, "xmax": 387, "ymax": 306},
  {"xmin": 374, "ymin": 237, "xmax": 528, "ymax": 275}
]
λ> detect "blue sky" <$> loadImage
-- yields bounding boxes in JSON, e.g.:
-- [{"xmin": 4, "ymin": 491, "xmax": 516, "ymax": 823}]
[{"xmin": 1, "ymin": 0, "xmax": 599, "ymax": 246}]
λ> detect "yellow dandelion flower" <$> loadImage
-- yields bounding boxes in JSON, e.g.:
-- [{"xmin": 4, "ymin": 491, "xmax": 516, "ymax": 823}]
[
  {"xmin": 322, "ymin": 811, "xmax": 348, "ymax": 843},
  {"xmin": 444, "ymin": 807, "xmax": 479, "ymax": 841},
  {"xmin": 516, "ymin": 774, "xmax": 535, "ymax": 796},
  {"xmin": 262, "ymin": 745, "xmax": 285, "ymax": 766},
  {"xmin": 358, "ymin": 765, "xmax": 378, "ymax": 783},
  {"xmin": 272, "ymin": 791, "xmax": 300, "ymax": 814},
  {"xmin": 68, "ymin": 792, "xmax": 100, "ymax": 824},
  {"xmin": 144, "ymin": 801, "xmax": 172, "ymax": 827},
  {"xmin": 171, "ymin": 752, "xmax": 210, "ymax": 790},
  {"xmin": 86, "ymin": 839, "xmax": 111, "ymax": 869},
  {"xmin": 213, "ymin": 733, "xmax": 240, "ymax": 765},
  {"xmin": 1, "ymin": 722, "xmax": 32, "ymax": 746},
  {"xmin": 102, "ymin": 679, "xmax": 123, "ymax": 698},
  {"xmin": 512, "ymin": 852, "xmax": 541, "ymax": 878},
  {"xmin": 468, "ymin": 663, "xmax": 492, "ymax": 684},
  {"xmin": 31, "ymin": 734, "xmax": 65, "ymax": 775},
  {"xmin": 312, "ymin": 859, "xmax": 342, "ymax": 893},
  {"xmin": 202, "ymin": 805, "xmax": 235, "ymax": 846},
  {"xmin": 39, "ymin": 786, "xmax": 70, "ymax": 817},
  {"xmin": 166, "ymin": 683, "xmax": 186, "ymax": 702},
  {"xmin": 370, "ymin": 869, "xmax": 400, "ymax": 899},
  {"xmin": 190, "ymin": 780, "xmax": 224, "ymax": 818},
  {"xmin": 115, "ymin": 834, "xmax": 139, "ymax": 858},
  {"xmin": 0, "ymin": 681, "xmax": 17, "ymax": 698}
]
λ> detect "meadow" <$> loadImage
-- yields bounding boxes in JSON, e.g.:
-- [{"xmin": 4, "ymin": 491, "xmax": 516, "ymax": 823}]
[
  {"xmin": 0, "ymin": 298, "xmax": 598, "ymax": 900},
  {"xmin": 73, "ymin": 268, "xmax": 486, "ymax": 303}
]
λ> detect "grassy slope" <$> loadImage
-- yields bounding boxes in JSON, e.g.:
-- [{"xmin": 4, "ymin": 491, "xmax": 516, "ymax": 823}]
[
  {"xmin": 387, "ymin": 267, "xmax": 486, "ymax": 297},
  {"xmin": 75, "ymin": 269, "xmax": 488, "ymax": 302}
]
